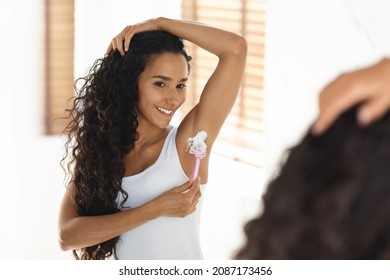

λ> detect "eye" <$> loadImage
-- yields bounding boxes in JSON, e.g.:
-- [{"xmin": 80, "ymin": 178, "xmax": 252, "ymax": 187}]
[
  {"xmin": 154, "ymin": 81, "xmax": 166, "ymax": 88},
  {"xmin": 177, "ymin": 84, "xmax": 187, "ymax": 90}
]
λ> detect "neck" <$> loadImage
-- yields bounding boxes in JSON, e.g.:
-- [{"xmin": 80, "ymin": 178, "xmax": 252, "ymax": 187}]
[{"xmin": 135, "ymin": 119, "xmax": 170, "ymax": 148}]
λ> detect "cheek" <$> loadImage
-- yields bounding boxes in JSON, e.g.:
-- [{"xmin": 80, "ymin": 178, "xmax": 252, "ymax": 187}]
[
  {"xmin": 138, "ymin": 86, "xmax": 157, "ymax": 104},
  {"xmin": 136, "ymin": 93, "xmax": 153, "ymax": 114},
  {"xmin": 179, "ymin": 93, "xmax": 187, "ymax": 106}
]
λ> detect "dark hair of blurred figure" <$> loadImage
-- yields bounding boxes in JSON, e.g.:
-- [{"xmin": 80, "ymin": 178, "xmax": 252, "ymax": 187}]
[{"xmin": 236, "ymin": 105, "xmax": 390, "ymax": 259}]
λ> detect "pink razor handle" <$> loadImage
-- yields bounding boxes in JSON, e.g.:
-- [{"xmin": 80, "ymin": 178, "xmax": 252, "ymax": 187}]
[{"xmin": 190, "ymin": 150, "xmax": 206, "ymax": 180}]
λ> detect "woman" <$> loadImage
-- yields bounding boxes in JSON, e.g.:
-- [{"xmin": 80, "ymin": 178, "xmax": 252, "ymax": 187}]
[{"xmin": 58, "ymin": 17, "xmax": 247, "ymax": 260}]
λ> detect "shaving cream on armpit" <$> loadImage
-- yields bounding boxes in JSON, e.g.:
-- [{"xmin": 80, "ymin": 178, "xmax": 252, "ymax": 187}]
[{"xmin": 187, "ymin": 131, "xmax": 207, "ymax": 180}]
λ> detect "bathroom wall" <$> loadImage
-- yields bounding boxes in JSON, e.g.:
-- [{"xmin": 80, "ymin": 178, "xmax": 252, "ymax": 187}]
[{"xmin": 264, "ymin": 0, "xmax": 390, "ymax": 183}]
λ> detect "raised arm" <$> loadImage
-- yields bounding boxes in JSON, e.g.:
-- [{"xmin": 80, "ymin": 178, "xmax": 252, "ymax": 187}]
[
  {"xmin": 107, "ymin": 17, "xmax": 247, "ymax": 147},
  {"xmin": 107, "ymin": 17, "xmax": 247, "ymax": 181},
  {"xmin": 164, "ymin": 18, "xmax": 247, "ymax": 145}
]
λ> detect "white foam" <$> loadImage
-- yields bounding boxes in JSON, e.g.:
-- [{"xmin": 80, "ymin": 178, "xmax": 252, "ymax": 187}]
[{"xmin": 187, "ymin": 131, "xmax": 207, "ymax": 155}]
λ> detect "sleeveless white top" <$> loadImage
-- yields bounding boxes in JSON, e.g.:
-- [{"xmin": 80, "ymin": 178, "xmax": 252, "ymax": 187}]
[{"xmin": 115, "ymin": 126, "xmax": 205, "ymax": 260}]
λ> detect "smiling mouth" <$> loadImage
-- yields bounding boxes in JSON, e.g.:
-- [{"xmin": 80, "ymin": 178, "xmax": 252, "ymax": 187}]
[{"xmin": 156, "ymin": 106, "xmax": 174, "ymax": 116}]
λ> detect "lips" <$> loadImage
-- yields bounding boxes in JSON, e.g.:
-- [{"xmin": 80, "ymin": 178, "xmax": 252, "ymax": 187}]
[{"xmin": 156, "ymin": 106, "xmax": 174, "ymax": 116}]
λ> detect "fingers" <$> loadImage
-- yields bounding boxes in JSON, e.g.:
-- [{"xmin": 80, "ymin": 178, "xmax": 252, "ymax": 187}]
[
  {"xmin": 312, "ymin": 93, "xmax": 354, "ymax": 135},
  {"xmin": 105, "ymin": 44, "xmax": 113, "ymax": 56},
  {"xmin": 312, "ymin": 73, "xmax": 365, "ymax": 135},
  {"xmin": 188, "ymin": 178, "xmax": 201, "ymax": 209},
  {"xmin": 158, "ymin": 178, "xmax": 202, "ymax": 218},
  {"xmin": 312, "ymin": 59, "xmax": 390, "ymax": 135},
  {"xmin": 124, "ymin": 26, "xmax": 135, "ymax": 52},
  {"xmin": 105, "ymin": 19, "xmax": 159, "ymax": 56},
  {"xmin": 172, "ymin": 177, "xmax": 201, "ymax": 194},
  {"xmin": 186, "ymin": 204, "xmax": 197, "ymax": 216},
  {"xmin": 106, "ymin": 26, "xmax": 128, "ymax": 56},
  {"xmin": 192, "ymin": 188, "xmax": 201, "ymax": 205},
  {"xmin": 187, "ymin": 177, "xmax": 201, "ymax": 195},
  {"xmin": 177, "ymin": 177, "xmax": 201, "ymax": 213},
  {"xmin": 182, "ymin": 185, "xmax": 201, "ymax": 217},
  {"xmin": 358, "ymin": 93, "xmax": 390, "ymax": 125},
  {"xmin": 172, "ymin": 179, "xmax": 194, "ymax": 193},
  {"xmin": 105, "ymin": 37, "xmax": 119, "ymax": 56},
  {"xmin": 115, "ymin": 26, "xmax": 129, "ymax": 56},
  {"xmin": 105, "ymin": 25, "xmax": 134, "ymax": 56}
]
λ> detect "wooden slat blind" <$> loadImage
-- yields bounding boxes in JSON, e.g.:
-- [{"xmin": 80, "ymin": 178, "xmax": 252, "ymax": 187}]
[
  {"xmin": 182, "ymin": 0, "xmax": 265, "ymax": 167},
  {"xmin": 45, "ymin": 0, "xmax": 74, "ymax": 135}
]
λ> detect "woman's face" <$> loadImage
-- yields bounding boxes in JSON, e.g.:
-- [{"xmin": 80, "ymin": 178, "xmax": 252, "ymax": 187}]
[{"xmin": 137, "ymin": 52, "xmax": 188, "ymax": 129}]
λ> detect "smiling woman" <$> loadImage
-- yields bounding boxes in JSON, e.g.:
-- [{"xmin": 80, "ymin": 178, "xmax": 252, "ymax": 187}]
[
  {"xmin": 58, "ymin": 17, "xmax": 247, "ymax": 260},
  {"xmin": 136, "ymin": 53, "xmax": 189, "ymax": 128}
]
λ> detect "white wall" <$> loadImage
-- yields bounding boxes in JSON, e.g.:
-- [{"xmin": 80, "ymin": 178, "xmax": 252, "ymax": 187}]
[
  {"xmin": 0, "ymin": 0, "xmax": 68, "ymax": 259},
  {"xmin": 74, "ymin": 0, "xmax": 182, "ymax": 78},
  {"xmin": 263, "ymin": 0, "xmax": 390, "ymax": 183}
]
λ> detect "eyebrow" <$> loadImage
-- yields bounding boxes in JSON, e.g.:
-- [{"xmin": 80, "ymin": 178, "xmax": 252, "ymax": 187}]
[{"xmin": 152, "ymin": 75, "xmax": 188, "ymax": 83}]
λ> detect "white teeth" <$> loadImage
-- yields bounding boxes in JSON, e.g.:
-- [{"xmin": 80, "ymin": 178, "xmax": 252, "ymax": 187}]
[{"xmin": 157, "ymin": 106, "xmax": 173, "ymax": 115}]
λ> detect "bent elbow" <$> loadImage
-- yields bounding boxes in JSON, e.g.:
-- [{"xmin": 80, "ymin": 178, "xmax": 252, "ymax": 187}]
[
  {"xmin": 58, "ymin": 227, "xmax": 75, "ymax": 251},
  {"xmin": 236, "ymin": 36, "xmax": 248, "ymax": 55},
  {"xmin": 58, "ymin": 242, "xmax": 71, "ymax": 252},
  {"xmin": 229, "ymin": 35, "xmax": 248, "ymax": 57}
]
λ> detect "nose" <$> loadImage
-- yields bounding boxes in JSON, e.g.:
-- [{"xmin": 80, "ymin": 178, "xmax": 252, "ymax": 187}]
[{"xmin": 166, "ymin": 88, "xmax": 181, "ymax": 106}]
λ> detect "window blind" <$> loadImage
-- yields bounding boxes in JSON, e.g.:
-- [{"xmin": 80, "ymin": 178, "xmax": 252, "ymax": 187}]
[
  {"xmin": 182, "ymin": 0, "xmax": 265, "ymax": 167},
  {"xmin": 45, "ymin": 0, "xmax": 74, "ymax": 135}
]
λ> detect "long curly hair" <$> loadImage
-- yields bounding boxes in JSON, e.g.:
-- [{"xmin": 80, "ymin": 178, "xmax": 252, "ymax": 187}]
[
  {"xmin": 61, "ymin": 30, "xmax": 191, "ymax": 260},
  {"xmin": 236, "ymin": 105, "xmax": 390, "ymax": 259}
]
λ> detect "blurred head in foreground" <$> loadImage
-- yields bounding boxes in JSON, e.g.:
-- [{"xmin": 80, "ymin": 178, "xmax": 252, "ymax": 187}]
[{"xmin": 237, "ymin": 105, "xmax": 390, "ymax": 259}]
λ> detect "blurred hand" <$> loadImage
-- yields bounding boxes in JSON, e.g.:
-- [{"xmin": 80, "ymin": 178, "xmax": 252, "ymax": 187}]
[
  {"xmin": 105, "ymin": 18, "xmax": 158, "ymax": 56},
  {"xmin": 151, "ymin": 177, "xmax": 202, "ymax": 218},
  {"xmin": 312, "ymin": 58, "xmax": 390, "ymax": 135}
]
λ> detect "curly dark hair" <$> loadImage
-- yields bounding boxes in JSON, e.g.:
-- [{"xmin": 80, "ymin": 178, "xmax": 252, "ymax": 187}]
[
  {"xmin": 236, "ymin": 105, "xmax": 390, "ymax": 259},
  {"xmin": 61, "ymin": 30, "xmax": 192, "ymax": 260}
]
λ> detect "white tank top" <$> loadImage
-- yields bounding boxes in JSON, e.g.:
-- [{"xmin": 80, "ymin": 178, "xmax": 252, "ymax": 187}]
[{"xmin": 116, "ymin": 126, "xmax": 205, "ymax": 259}]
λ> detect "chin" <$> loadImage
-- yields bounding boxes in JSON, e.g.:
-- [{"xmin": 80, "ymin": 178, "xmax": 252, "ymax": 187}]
[{"xmin": 154, "ymin": 120, "xmax": 171, "ymax": 129}]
